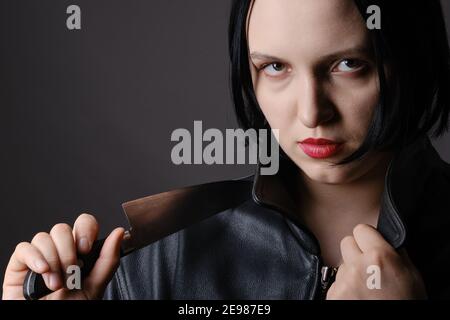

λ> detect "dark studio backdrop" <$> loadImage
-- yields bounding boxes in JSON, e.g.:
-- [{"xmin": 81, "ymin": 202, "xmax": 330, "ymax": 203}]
[{"xmin": 0, "ymin": 0, "xmax": 449, "ymax": 295}]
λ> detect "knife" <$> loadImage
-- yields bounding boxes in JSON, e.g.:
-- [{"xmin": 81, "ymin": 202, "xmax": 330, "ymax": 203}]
[{"xmin": 22, "ymin": 178, "xmax": 253, "ymax": 300}]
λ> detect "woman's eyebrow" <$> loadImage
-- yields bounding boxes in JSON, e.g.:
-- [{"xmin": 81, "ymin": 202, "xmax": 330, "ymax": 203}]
[
  {"xmin": 250, "ymin": 45, "xmax": 373, "ymax": 63},
  {"xmin": 317, "ymin": 45, "xmax": 373, "ymax": 62},
  {"xmin": 249, "ymin": 52, "xmax": 282, "ymax": 61}
]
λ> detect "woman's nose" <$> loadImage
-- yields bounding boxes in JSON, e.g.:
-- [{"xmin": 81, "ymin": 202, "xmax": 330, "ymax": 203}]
[{"xmin": 296, "ymin": 76, "xmax": 335, "ymax": 128}]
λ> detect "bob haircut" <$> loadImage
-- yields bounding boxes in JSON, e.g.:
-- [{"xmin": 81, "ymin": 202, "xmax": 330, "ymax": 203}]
[{"xmin": 228, "ymin": 0, "xmax": 450, "ymax": 164}]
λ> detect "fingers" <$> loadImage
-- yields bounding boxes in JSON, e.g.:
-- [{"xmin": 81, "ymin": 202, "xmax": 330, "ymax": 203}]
[
  {"xmin": 352, "ymin": 224, "xmax": 393, "ymax": 253},
  {"xmin": 31, "ymin": 232, "xmax": 63, "ymax": 291},
  {"xmin": 4, "ymin": 242, "xmax": 50, "ymax": 287},
  {"xmin": 83, "ymin": 227, "xmax": 125, "ymax": 299},
  {"xmin": 49, "ymin": 223, "xmax": 78, "ymax": 288},
  {"xmin": 340, "ymin": 235, "xmax": 362, "ymax": 263},
  {"xmin": 73, "ymin": 213, "xmax": 99, "ymax": 254},
  {"xmin": 3, "ymin": 213, "xmax": 122, "ymax": 300}
]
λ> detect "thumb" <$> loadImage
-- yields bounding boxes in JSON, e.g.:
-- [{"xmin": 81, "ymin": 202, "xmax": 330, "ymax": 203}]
[{"xmin": 83, "ymin": 227, "xmax": 125, "ymax": 299}]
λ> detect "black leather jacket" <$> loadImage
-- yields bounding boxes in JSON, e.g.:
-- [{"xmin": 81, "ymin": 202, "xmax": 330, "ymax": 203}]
[{"xmin": 103, "ymin": 135, "xmax": 450, "ymax": 299}]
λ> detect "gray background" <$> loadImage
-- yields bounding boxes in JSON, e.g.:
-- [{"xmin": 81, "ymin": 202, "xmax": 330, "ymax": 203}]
[{"xmin": 0, "ymin": 0, "xmax": 449, "ymax": 295}]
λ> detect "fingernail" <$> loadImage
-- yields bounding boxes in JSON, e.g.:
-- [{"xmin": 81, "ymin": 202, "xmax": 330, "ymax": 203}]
[
  {"xmin": 78, "ymin": 237, "xmax": 90, "ymax": 252},
  {"xmin": 34, "ymin": 259, "xmax": 47, "ymax": 271}
]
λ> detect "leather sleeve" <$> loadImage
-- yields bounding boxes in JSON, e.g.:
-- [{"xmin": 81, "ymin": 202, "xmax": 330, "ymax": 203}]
[{"xmin": 103, "ymin": 272, "xmax": 123, "ymax": 300}]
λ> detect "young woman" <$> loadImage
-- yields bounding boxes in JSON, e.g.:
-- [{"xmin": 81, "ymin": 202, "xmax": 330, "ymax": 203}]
[{"xmin": 3, "ymin": 0, "xmax": 450, "ymax": 300}]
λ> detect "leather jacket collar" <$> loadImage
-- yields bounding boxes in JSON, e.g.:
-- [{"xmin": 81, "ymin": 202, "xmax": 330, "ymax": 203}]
[{"xmin": 251, "ymin": 134, "xmax": 439, "ymax": 253}]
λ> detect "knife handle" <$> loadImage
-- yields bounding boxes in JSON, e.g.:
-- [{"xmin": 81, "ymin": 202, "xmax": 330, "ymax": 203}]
[{"xmin": 23, "ymin": 237, "xmax": 109, "ymax": 300}]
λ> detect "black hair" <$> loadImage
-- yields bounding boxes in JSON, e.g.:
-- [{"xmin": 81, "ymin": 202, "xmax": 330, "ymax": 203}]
[{"xmin": 228, "ymin": 0, "xmax": 450, "ymax": 164}]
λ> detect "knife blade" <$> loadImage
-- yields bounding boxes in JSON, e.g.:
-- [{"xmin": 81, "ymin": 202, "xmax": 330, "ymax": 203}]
[{"xmin": 22, "ymin": 178, "xmax": 253, "ymax": 300}]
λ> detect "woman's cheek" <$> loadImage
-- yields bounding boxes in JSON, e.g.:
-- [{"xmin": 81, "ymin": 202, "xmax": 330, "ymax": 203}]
[
  {"xmin": 257, "ymin": 91, "xmax": 297, "ymax": 149},
  {"xmin": 257, "ymin": 86, "xmax": 294, "ymax": 126},
  {"xmin": 354, "ymin": 86, "xmax": 379, "ymax": 133},
  {"xmin": 335, "ymin": 78, "xmax": 379, "ymax": 139}
]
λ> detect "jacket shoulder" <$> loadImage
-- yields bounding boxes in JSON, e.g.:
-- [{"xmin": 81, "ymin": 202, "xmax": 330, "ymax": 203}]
[
  {"xmin": 103, "ymin": 195, "xmax": 310, "ymax": 299},
  {"xmin": 103, "ymin": 174, "xmax": 257, "ymax": 299}
]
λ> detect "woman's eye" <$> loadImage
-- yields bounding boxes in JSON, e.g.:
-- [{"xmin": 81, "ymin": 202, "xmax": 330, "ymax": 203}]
[
  {"xmin": 261, "ymin": 63, "xmax": 286, "ymax": 77},
  {"xmin": 332, "ymin": 59, "xmax": 365, "ymax": 73}
]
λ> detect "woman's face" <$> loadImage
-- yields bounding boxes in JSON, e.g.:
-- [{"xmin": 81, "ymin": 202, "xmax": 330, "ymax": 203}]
[{"xmin": 247, "ymin": 0, "xmax": 391, "ymax": 184}]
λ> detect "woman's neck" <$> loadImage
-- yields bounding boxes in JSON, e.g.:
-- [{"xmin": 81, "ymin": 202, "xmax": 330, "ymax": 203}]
[{"xmin": 294, "ymin": 151, "xmax": 394, "ymax": 266}]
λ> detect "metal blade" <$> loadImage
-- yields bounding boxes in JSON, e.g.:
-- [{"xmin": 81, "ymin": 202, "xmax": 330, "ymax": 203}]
[{"xmin": 119, "ymin": 179, "xmax": 252, "ymax": 256}]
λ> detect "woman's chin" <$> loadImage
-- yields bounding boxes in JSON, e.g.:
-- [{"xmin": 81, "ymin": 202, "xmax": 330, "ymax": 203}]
[
  {"xmin": 293, "ymin": 158, "xmax": 361, "ymax": 185},
  {"xmin": 301, "ymin": 168, "xmax": 350, "ymax": 185}
]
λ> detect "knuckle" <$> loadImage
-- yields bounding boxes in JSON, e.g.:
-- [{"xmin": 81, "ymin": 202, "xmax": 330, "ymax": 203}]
[
  {"xmin": 50, "ymin": 223, "xmax": 72, "ymax": 235},
  {"xmin": 15, "ymin": 241, "xmax": 29, "ymax": 252},
  {"xmin": 353, "ymin": 223, "xmax": 370, "ymax": 235},
  {"xmin": 340, "ymin": 235, "xmax": 354, "ymax": 247},
  {"xmin": 31, "ymin": 232, "xmax": 50, "ymax": 244},
  {"xmin": 78, "ymin": 213, "xmax": 97, "ymax": 224},
  {"xmin": 75, "ymin": 213, "xmax": 99, "ymax": 233}
]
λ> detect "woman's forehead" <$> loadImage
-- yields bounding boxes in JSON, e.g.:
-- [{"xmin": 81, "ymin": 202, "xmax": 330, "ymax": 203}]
[
  {"xmin": 247, "ymin": 0, "xmax": 360, "ymax": 26},
  {"xmin": 247, "ymin": 0, "xmax": 368, "ymax": 61}
]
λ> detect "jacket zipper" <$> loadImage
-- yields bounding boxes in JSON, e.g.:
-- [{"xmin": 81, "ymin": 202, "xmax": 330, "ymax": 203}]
[{"xmin": 319, "ymin": 266, "xmax": 339, "ymax": 300}]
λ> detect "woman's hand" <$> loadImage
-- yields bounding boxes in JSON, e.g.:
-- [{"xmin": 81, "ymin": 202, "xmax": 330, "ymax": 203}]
[
  {"xmin": 326, "ymin": 224, "xmax": 426, "ymax": 300},
  {"xmin": 2, "ymin": 213, "xmax": 125, "ymax": 300}
]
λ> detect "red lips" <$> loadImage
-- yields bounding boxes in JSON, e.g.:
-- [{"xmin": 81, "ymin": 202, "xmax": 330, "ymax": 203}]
[{"xmin": 298, "ymin": 138, "xmax": 343, "ymax": 159}]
